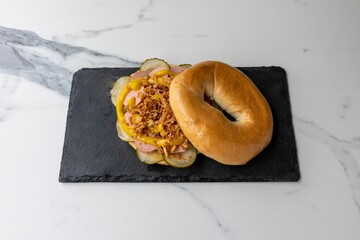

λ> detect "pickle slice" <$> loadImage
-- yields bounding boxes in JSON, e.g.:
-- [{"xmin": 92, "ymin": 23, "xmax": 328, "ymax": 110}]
[
  {"xmin": 139, "ymin": 58, "xmax": 170, "ymax": 71},
  {"xmin": 157, "ymin": 160, "xmax": 169, "ymax": 166},
  {"xmin": 116, "ymin": 121, "xmax": 133, "ymax": 142},
  {"xmin": 164, "ymin": 148, "xmax": 197, "ymax": 168},
  {"xmin": 179, "ymin": 64, "xmax": 192, "ymax": 68},
  {"xmin": 110, "ymin": 76, "xmax": 131, "ymax": 106},
  {"xmin": 136, "ymin": 150, "xmax": 164, "ymax": 164}
]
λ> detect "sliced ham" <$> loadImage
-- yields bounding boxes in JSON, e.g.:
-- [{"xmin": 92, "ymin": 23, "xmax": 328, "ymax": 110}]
[
  {"xmin": 124, "ymin": 112, "xmax": 133, "ymax": 125},
  {"xmin": 134, "ymin": 139, "xmax": 157, "ymax": 152},
  {"xmin": 170, "ymin": 65, "xmax": 187, "ymax": 74},
  {"xmin": 139, "ymin": 86, "xmax": 146, "ymax": 94},
  {"xmin": 149, "ymin": 66, "xmax": 169, "ymax": 76},
  {"xmin": 123, "ymin": 90, "xmax": 142, "ymax": 106},
  {"xmin": 131, "ymin": 70, "xmax": 150, "ymax": 80}
]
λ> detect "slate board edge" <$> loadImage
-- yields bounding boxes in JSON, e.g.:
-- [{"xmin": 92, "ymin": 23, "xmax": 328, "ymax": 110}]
[
  {"xmin": 274, "ymin": 67, "xmax": 301, "ymax": 182},
  {"xmin": 59, "ymin": 174, "xmax": 300, "ymax": 183}
]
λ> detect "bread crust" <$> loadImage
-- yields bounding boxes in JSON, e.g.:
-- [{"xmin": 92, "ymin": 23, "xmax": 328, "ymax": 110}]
[{"xmin": 169, "ymin": 61, "xmax": 273, "ymax": 165}]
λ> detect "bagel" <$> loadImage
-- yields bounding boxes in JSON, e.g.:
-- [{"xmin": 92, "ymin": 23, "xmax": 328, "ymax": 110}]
[{"xmin": 169, "ymin": 61, "xmax": 273, "ymax": 165}]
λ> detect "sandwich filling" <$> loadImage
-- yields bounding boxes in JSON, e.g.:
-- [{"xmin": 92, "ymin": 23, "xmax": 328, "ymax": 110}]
[
  {"xmin": 115, "ymin": 64, "xmax": 190, "ymax": 156},
  {"xmin": 111, "ymin": 58, "xmax": 197, "ymax": 167},
  {"xmin": 116, "ymin": 61, "xmax": 195, "ymax": 156}
]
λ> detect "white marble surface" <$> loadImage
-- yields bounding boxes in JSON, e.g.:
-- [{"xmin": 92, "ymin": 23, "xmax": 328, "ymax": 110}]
[{"xmin": 0, "ymin": 0, "xmax": 359, "ymax": 239}]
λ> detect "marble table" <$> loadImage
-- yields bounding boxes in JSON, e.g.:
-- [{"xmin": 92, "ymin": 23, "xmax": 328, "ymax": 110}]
[{"xmin": 0, "ymin": 0, "xmax": 359, "ymax": 239}]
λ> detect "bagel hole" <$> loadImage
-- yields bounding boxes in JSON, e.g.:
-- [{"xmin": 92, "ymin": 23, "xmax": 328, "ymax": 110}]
[
  {"xmin": 222, "ymin": 110, "xmax": 237, "ymax": 122},
  {"xmin": 204, "ymin": 95, "xmax": 236, "ymax": 122}
]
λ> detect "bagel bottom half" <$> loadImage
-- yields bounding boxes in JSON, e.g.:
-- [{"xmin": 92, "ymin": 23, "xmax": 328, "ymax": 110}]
[{"xmin": 169, "ymin": 61, "xmax": 273, "ymax": 165}]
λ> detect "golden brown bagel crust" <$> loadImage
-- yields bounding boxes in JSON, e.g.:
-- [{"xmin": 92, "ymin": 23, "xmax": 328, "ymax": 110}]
[{"xmin": 169, "ymin": 61, "xmax": 273, "ymax": 165}]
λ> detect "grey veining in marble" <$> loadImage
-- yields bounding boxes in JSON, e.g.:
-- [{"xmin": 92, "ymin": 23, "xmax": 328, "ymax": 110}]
[
  {"xmin": 52, "ymin": 0, "xmax": 155, "ymax": 41},
  {"xmin": 172, "ymin": 184, "xmax": 234, "ymax": 239},
  {"xmin": 294, "ymin": 116, "xmax": 360, "ymax": 212},
  {"xmin": 0, "ymin": 77, "xmax": 19, "ymax": 121},
  {"xmin": 0, "ymin": 26, "xmax": 139, "ymax": 96}
]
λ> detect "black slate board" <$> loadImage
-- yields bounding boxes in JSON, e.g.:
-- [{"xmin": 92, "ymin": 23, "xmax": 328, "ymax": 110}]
[{"xmin": 59, "ymin": 67, "xmax": 300, "ymax": 182}]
